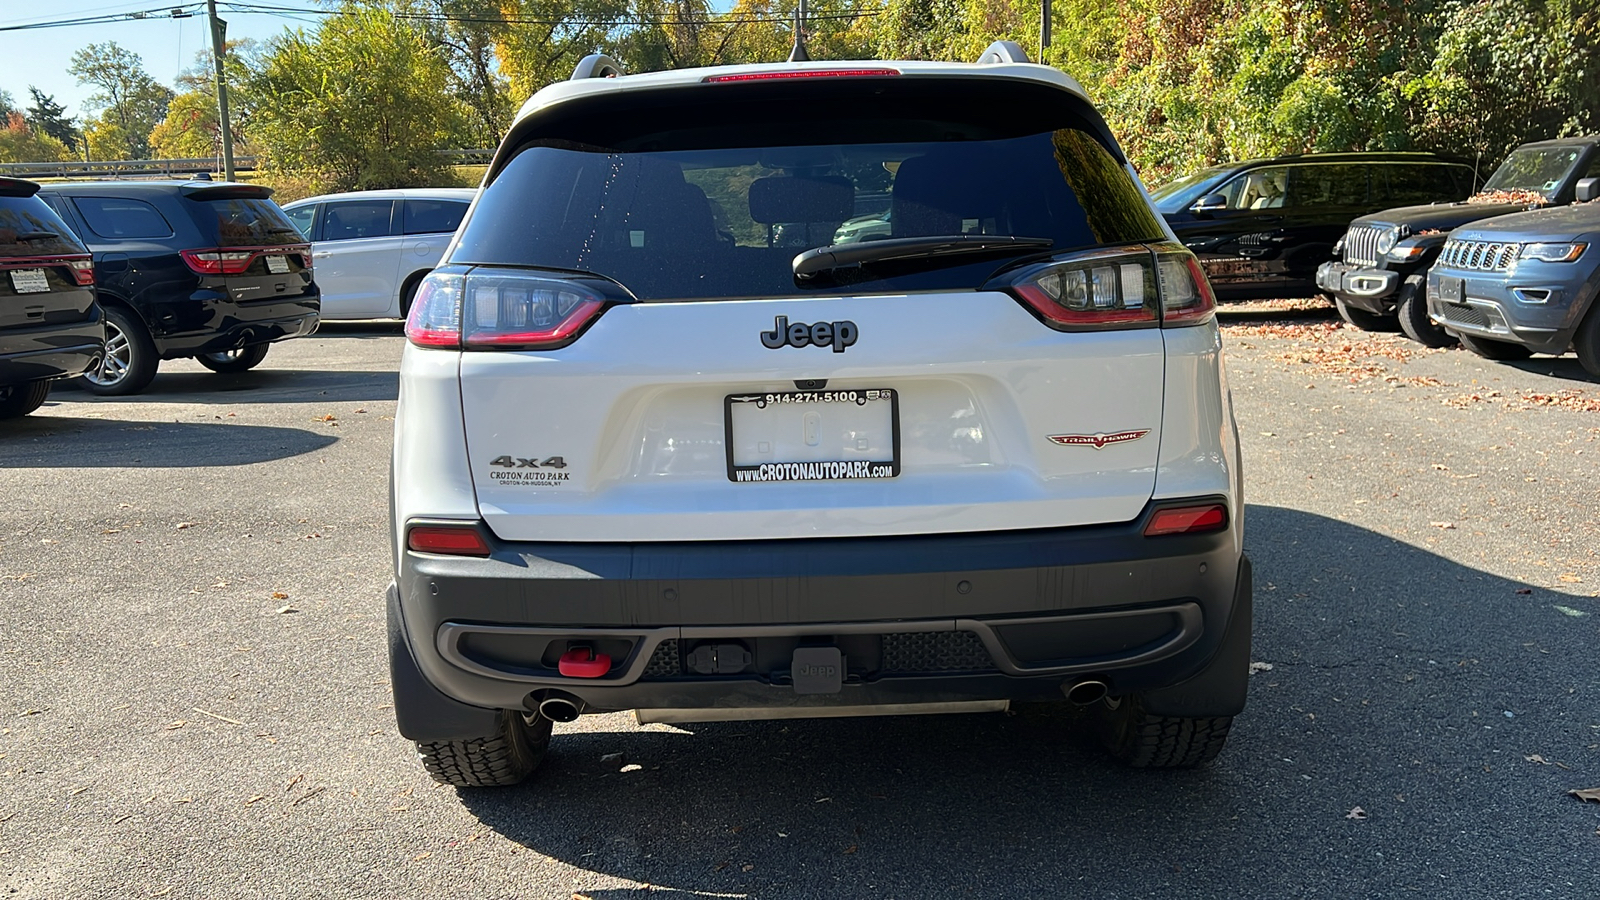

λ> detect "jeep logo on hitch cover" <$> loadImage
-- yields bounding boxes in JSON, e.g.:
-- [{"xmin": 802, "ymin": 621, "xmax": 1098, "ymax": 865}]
[{"xmin": 761, "ymin": 315, "xmax": 858, "ymax": 353}]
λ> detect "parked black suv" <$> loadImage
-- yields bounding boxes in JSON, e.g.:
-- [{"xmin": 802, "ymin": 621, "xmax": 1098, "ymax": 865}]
[
  {"xmin": 36, "ymin": 181, "xmax": 318, "ymax": 395},
  {"xmin": 1317, "ymin": 136, "xmax": 1600, "ymax": 345},
  {"xmin": 1153, "ymin": 153, "xmax": 1474, "ymax": 301},
  {"xmin": 0, "ymin": 178, "xmax": 103, "ymax": 420}
]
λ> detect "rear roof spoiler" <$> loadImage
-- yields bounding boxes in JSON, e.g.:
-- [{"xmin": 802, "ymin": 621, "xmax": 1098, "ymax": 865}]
[
  {"xmin": 0, "ymin": 176, "xmax": 42, "ymax": 198},
  {"xmin": 571, "ymin": 54, "xmax": 624, "ymax": 80},
  {"xmin": 179, "ymin": 182, "xmax": 274, "ymax": 200},
  {"xmin": 976, "ymin": 41, "xmax": 1030, "ymax": 65}
]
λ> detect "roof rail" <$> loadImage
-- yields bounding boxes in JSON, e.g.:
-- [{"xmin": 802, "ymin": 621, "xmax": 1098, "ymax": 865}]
[
  {"xmin": 976, "ymin": 40, "xmax": 1030, "ymax": 65},
  {"xmin": 571, "ymin": 54, "xmax": 624, "ymax": 80}
]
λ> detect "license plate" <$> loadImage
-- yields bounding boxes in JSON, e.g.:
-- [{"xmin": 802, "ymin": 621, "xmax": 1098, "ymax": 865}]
[
  {"xmin": 265, "ymin": 255, "xmax": 290, "ymax": 274},
  {"xmin": 1438, "ymin": 275, "xmax": 1463, "ymax": 302},
  {"xmin": 725, "ymin": 389, "xmax": 899, "ymax": 483},
  {"xmin": 9, "ymin": 269, "xmax": 48, "ymax": 293}
]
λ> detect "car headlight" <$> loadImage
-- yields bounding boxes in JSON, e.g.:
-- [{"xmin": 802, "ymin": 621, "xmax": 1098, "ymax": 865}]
[
  {"xmin": 1374, "ymin": 228, "xmax": 1401, "ymax": 256},
  {"xmin": 1520, "ymin": 242, "xmax": 1587, "ymax": 263}
]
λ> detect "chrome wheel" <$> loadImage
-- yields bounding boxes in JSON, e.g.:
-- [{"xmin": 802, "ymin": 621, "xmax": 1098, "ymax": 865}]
[{"xmin": 83, "ymin": 320, "xmax": 131, "ymax": 387}]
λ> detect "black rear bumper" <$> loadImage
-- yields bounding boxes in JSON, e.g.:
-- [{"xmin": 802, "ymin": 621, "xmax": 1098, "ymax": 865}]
[
  {"xmin": 390, "ymin": 504, "xmax": 1252, "ymax": 740},
  {"xmin": 0, "ymin": 315, "xmax": 104, "ymax": 385}
]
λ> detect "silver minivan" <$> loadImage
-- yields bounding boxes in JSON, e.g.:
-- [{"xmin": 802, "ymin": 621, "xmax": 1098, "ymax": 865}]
[{"xmin": 283, "ymin": 188, "xmax": 475, "ymax": 320}]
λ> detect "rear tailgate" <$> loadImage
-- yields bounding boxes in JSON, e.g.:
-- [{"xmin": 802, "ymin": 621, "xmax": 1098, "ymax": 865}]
[
  {"xmin": 460, "ymin": 291, "xmax": 1164, "ymax": 542},
  {"xmin": 0, "ymin": 192, "xmax": 96, "ymax": 333}
]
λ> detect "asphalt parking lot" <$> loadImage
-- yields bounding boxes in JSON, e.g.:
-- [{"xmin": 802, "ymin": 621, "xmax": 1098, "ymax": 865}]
[{"xmin": 2, "ymin": 314, "xmax": 1598, "ymax": 899}]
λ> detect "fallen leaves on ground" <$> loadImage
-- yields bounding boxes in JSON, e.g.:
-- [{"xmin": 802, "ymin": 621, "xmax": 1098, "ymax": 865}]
[
  {"xmin": 1248, "ymin": 662, "xmax": 1274, "ymax": 674},
  {"xmin": 1570, "ymin": 788, "xmax": 1600, "ymax": 803},
  {"xmin": 1346, "ymin": 807, "xmax": 1368, "ymax": 820}
]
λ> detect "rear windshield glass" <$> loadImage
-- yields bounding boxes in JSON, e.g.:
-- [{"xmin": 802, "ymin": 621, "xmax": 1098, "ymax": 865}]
[
  {"xmin": 452, "ymin": 80, "xmax": 1164, "ymax": 300},
  {"xmin": 0, "ymin": 196, "xmax": 86, "ymax": 258},
  {"xmin": 201, "ymin": 197, "xmax": 306, "ymax": 247}
]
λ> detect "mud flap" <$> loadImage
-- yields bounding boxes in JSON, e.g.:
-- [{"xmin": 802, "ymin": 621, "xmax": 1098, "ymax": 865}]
[
  {"xmin": 1138, "ymin": 555, "xmax": 1252, "ymax": 718},
  {"xmin": 387, "ymin": 583, "xmax": 501, "ymax": 742}
]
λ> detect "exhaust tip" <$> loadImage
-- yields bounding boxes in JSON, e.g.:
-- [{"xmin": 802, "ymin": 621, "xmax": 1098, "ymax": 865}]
[
  {"xmin": 538, "ymin": 696, "xmax": 582, "ymax": 723},
  {"xmin": 1064, "ymin": 679, "xmax": 1109, "ymax": 706}
]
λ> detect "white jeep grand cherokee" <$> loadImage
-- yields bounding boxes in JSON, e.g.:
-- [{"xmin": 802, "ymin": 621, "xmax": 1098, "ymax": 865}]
[{"xmin": 388, "ymin": 44, "xmax": 1250, "ymax": 787}]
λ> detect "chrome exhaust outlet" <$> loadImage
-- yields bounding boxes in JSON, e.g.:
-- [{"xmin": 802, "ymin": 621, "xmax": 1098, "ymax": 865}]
[
  {"xmin": 537, "ymin": 695, "xmax": 583, "ymax": 723},
  {"xmin": 1063, "ymin": 679, "xmax": 1109, "ymax": 706}
]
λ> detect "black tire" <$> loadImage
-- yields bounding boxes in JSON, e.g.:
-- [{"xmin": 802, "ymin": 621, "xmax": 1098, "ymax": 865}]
[
  {"xmin": 1395, "ymin": 277, "xmax": 1456, "ymax": 348},
  {"xmin": 1574, "ymin": 305, "xmax": 1600, "ymax": 380},
  {"xmin": 80, "ymin": 305, "xmax": 159, "ymax": 396},
  {"xmin": 399, "ymin": 274, "xmax": 424, "ymax": 319},
  {"xmin": 1098, "ymin": 694, "xmax": 1233, "ymax": 768},
  {"xmin": 1334, "ymin": 296, "xmax": 1398, "ymax": 332},
  {"xmin": 1457, "ymin": 332, "xmax": 1534, "ymax": 360},
  {"xmin": 416, "ymin": 709, "xmax": 553, "ymax": 788},
  {"xmin": 195, "ymin": 343, "xmax": 270, "ymax": 374},
  {"xmin": 0, "ymin": 380, "xmax": 51, "ymax": 419}
]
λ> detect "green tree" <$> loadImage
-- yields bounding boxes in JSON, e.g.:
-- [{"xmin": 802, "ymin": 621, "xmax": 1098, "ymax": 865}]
[
  {"xmin": 24, "ymin": 88, "xmax": 79, "ymax": 153},
  {"xmin": 0, "ymin": 112, "xmax": 72, "ymax": 164},
  {"xmin": 246, "ymin": 4, "xmax": 466, "ymax": 191},
  {"xmin": 68, "ymin": 42, "xmax": 173, "ymax": 159}
]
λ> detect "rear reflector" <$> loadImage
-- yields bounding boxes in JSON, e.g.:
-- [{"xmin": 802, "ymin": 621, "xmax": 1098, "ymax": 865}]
[
  {"xmin": 1144, "ymin": 504, "xmax": 1228, "ymax": 537},
  {"xmin": 406, "ymin": 524, "xmax": 492, "ymax": 557},
  {"xmin": 703, "ymin": 68, "xmax": 900, "ymax": 83}
]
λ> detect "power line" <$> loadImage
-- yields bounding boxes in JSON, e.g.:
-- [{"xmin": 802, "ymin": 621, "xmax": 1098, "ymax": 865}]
[
  {"xmin": 0, "ymin": 5, "xmax": 205, "ymax": 32},
  {"xmin": 220, "ymin": 1, "xmax": 885, "ymax": 28}
]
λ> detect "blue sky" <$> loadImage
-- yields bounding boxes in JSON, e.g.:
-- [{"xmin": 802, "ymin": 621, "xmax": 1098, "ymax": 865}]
[{"xmin": 0, "ymin": 1, "xmax": 323, "ymax": 119}]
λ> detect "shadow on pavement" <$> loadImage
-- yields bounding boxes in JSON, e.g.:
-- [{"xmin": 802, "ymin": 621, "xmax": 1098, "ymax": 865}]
[
  {"xmin": 49, "ymin": 368, "xmax": 399, "ymax": 405},
  {"xmin": 454, "ymin": 504, "xmax": 1597, "ymax": 897},
  {"xmin": 0, "ymin": 416, "xmax": 336, "ymax": 467},
  {"xmin": 1498, "ymin": 354, "xmax": 1598, "ymax": 385}
]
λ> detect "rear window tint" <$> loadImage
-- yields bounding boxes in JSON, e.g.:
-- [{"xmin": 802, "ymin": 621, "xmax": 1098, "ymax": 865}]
[
  {"xmin": 0, "ymin": 196, "xmax": 86, "ymax": 258},
  {"xmin": 402, "ymin": 198, "xmax": 469, "ymax": 235},
  {"xmin": 72, "ymin": 197, "xmax": 173, "ymax": 240},
  {"xmin": 456, "ymin": 85, "xmax": 1161, "ymax": 301},
  {"xmin": 202, "ymin": 198, "xmax": 306, "ymax": 247}
]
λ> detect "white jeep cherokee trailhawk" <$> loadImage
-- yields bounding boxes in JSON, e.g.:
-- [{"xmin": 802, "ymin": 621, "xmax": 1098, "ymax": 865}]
[{"xmin": 388, "ymin": 43, "xmax": 1250, "ymax": 787}]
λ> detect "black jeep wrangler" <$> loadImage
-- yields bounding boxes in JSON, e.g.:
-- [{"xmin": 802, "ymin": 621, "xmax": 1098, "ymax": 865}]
[{"xmin": 1317, "ymin": 136, "xmax": 1600, "ymax": 346}]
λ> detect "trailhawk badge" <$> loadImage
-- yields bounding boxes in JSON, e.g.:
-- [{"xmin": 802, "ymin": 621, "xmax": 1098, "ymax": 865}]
[{"xmin": 1047, "ymin": 429, "xmax": 1150, "ymax": 449}]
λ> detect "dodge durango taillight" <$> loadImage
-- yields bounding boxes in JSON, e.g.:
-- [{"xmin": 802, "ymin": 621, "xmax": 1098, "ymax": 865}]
[
  {"xmin": 180, "ymin": 245, "xmax": 311, "ymax": 276},
  {"xmin": 405, "ymin": 269, "xmax": 608, "ymax": 350},
  {"xmin": 1001, "ymin": 244, "xmax": 1215, "ymax": 330},
  {"xmin": 67, "ymin": 258, "xmax": 95, "ymax": 286}
]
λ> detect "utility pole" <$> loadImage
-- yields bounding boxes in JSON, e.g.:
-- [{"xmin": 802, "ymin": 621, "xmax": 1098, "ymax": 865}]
[
  {"xmin": 206, "ymin": 0, "xmax": 236, "ymax": 181},
  {"xmin": 1041, "ymin": 0, "xmax": 1052, "ymax": 64}
]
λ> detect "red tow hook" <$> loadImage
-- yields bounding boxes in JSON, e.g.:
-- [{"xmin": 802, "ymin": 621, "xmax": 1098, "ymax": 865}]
[{"xmin": 558, "ymin": 647, "xmax": 612, "ymax": 678}]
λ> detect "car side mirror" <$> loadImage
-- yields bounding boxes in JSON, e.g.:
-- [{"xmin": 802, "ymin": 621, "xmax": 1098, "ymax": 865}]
[
  {"xmin": 1190, "ymin": 193, "xmax": 1228, "ymax": 215},
  {"xmin": 1577, "ymin": 177, "xmax": 1600, "ymax": 203}
]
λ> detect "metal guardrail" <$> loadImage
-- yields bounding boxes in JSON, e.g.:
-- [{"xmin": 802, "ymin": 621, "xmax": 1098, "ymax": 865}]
[{"xmin": 0, "ymin": 150, "xmax": 496, "ymax": 180}]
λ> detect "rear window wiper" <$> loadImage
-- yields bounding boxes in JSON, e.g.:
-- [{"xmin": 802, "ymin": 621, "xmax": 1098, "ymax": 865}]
[
  {"xmin": 15, "ymin": 231, "xmax": 60, "ymax": 242},
  {"xmin": 793, "ymin": 235, "xmax": 1055, "ymax": 282}
]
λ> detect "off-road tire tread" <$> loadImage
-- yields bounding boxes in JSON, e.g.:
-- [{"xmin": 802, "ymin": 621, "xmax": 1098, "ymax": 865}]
[
  {"xmin": 416, "ymin": 710, "xmax": 552, "ymax": 787},
  {"xmin": 1334, "ymin": 296, "xmax": 1397, "ymax": 332},
  {"xmin": 1395, "ymin": 279, "xmax": 1456, "ymax": 348},
  {"xmin": 0, "ymin": 380, "xmax": 51, "ymax": 419},
  {"xmin": 1457, "ymin": 332, "xmax": 1533, "ymax": 361},
  {"xmin": 1574, "ymin": 304, "xmax": 1600, "ymax": 379},
  {"xmin": 1103, "ymin": 696, "xmax": 1233, "ymax": 768}
]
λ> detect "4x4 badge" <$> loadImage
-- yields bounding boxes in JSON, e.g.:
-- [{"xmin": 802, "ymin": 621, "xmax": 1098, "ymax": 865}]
[{"xmin": 1048, "ymin": 430, "xmax": 1150, "ymax": 449}]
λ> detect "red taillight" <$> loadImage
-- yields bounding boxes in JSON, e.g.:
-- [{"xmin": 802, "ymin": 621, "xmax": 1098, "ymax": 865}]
[
  {"xmin": 1006, "ymin": 249, "xmax": 1159, "ymax": 330},
  {"xmin": 1002, "ymin": 245, "xmax": 1216, "ymax": 330},
  {"xmin": 180, "ymin": 245, "xmax": 311, "ymax": 277},
  {"xmin": 406, "ymin": 524, "xmax": 492, "ymax": 557},
  {"xmin": 406, "ymin": 269, "xmax": 608, "ymax": 351},
  {"xmin": 1144, "ymin": 504, "xmax": 1228, "ymax": 536},
  {"xmin": 1157, "ymin": 254, "xmax": 1217, "ymax": 326},
  {"xmin": 703, "ymin": 68, "xmax": 900, "ymax": 83},
  {"xmin": 67, "ymin": 258, "xmax": 95, "ymax": 286},
  {"xmin": 182, "ymin": 248, "xmax": 254, "ymax": 275}
]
